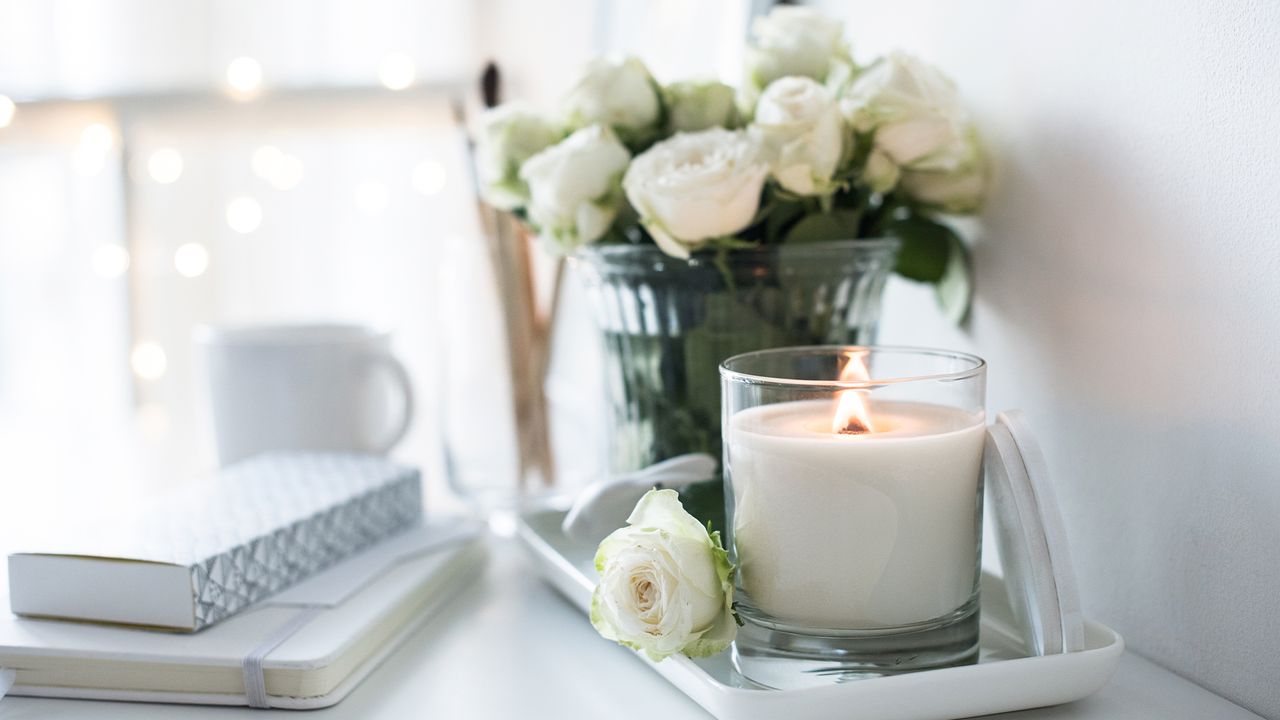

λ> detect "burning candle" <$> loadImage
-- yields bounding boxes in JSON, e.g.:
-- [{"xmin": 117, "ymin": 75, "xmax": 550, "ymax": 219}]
[{"xmin": 721, "ymin": 346, "xmax": 987, "ymax": 683}]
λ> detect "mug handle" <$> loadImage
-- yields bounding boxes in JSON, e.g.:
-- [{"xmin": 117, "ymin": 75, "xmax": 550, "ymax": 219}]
[{"xmin": 367, "ymin": 354, "xmax": 415, "ymax": 453}]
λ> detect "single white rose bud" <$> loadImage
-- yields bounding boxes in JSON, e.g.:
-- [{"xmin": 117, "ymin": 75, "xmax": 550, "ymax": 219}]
[
  {"xmin": 898, "ymin": 129, "xmax": 988, "ymax": 213},
  {"xmin": 591, "ymin": 489, "xmax": 737, "ymax": 661},
  {"xmin": 474, "ymin": 103, "xmax": 562, "ymax": 210},
  {"xmin": 623, "ymin": 128, "xmax": 769, "ymax": 259},
  {"xmin": 873, "ymin": 116, "xmax": 966, "ymax": 171},
  {"xmin": 665, "ymin": 80, "xmax": 738, "ymax": 133},
  {"xmin": 743, "ymin": 7, "xmax": 850, "ymax": 108},
  {"xmin": 563, "ymin": 56, "xmax": 661, "ymax": 141},
  {"xmin": 751, "ymin": 76, "xmax": 845, "ymax": 196},
  {"xmin": 841, "ymin": 52, "xmax": 987, "ymax": 212},
  {"xmin": 841, "ymin": 52, "xmax": 966, "ymax": 168},
  {"xmin": 519, "ymin": 125, "xmax": 631, "ymax": 254}
]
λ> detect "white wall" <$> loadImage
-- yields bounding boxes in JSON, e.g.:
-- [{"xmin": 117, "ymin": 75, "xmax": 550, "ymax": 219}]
[{"xmin": 807, "ymin": 0, "xmax": 1280, "ymax": 715}]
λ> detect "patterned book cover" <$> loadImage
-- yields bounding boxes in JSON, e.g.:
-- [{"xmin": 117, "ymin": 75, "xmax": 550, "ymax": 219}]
[{"xmin": 8, "ymin": 452, "xmax": 422, "ymax": 631}]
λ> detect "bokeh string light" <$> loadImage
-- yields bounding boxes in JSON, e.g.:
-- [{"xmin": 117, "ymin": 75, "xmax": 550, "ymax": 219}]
[
  {"xmin": 174, "ymin": 243, "xmax": 210, "ymax": 278},
  {"xmin": 130, "ymin": 341, "xmax": 168, "ymax": 381},
  {"xmin": 251, "ymin": 145, "xmax": 304, "ymax": 190},
  {"xmin": 147, "ymin": 148, "xmax": 184, "ymax": 184},
  {"xmin": 74, "ymin": 123, "xmax": 114, "ymax": 176},
  {"xmin": 226, "ymin": 57, "xmax": 263, "ymax": 99},
  {"xmin": 226, "ymin": 196, "xmax": 263, "ymax": 234},
  {"xmin": 378, "ymin": 53, "xmax": 417, "ymax": 91}
]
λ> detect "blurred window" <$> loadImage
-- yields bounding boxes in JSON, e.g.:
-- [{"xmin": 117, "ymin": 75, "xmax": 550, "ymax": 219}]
[{"xmin": 0, "ymin": 0, "xmax": 750, "ymax": 535}]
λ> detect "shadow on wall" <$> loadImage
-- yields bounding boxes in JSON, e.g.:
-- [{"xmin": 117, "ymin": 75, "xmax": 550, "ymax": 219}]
[{"xmin": 973, "ymin": 115, "xmax": 1280, "ymax": 711}]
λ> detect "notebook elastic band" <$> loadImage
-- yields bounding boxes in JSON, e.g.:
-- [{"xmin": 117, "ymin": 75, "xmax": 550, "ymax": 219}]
[{"xmin": 242, "ymin": 607, "xmax": 324, "ymax": 709}]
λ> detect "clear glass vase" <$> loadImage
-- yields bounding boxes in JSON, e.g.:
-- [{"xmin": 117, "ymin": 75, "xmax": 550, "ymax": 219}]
[{"xmin": 571, "ymin": 239, "xmax": 900, "ymax": 483}]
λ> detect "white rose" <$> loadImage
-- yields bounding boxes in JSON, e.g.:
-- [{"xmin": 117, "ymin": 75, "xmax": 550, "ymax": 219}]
[
  {"xmin": 898, "ymin": 129, "xmax": 987, "ymax": 213},
  {"xmin": 862, "ymin": 149, "xmax": 901, "ymax": 194},
  {"xmin": 841, "ymin": 52, "xmax": 967, "ymax": 172},
  {"xmin": 591, "ymin": 489, "xmax": 737, "ymax": 661},
  {"xmin": 751, "ymin": 76, "xmax": 845, "ymax": 196},
  {"xmin": 824, "ymin": 55, "xmax": 858, "ymax": 99},
  {"xmin": 744, "ymin": 7, "xmax": 849, "ymax": 105},
  {"xmin": 563, "ymin": 56, "xmax": 661, "ymax": 141},
  {"xmin": 842, "ymin": 53, "xmax": 987, "ymax": 210},
  {"xmin": 844, "ymin": 52, "xmax": 962, "ymax": 167},
  {"xmin": 623, "ymin": 128, "xmax": 768, "ymax": 259},
  {"xmin": 474, "ymin": 103, "xmax": 562, "ymax": 210},
  {"xmin": 665, "ymin": 80, "xmax": 738, "ymax": 133},
  {"xmin": 518, "ymin": 125, "xmax": 631, "ymax": 254}
]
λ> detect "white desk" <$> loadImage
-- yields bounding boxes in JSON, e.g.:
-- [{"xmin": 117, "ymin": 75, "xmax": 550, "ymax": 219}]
[{"xmin": 0, "ymin": 535, "xmax": 1262, "ymax": 720}]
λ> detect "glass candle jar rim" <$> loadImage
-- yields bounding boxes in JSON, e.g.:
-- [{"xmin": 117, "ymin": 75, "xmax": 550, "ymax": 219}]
[{"xmin": 719, "ymin": 345, "xmax": 986, "ymax": 389}]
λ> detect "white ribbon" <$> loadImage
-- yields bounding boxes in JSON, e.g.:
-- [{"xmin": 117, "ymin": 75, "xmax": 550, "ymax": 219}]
[
  {"xmin": 561, "ymin": 453, "xmax": 718, "ymax": 541},
  {"xmin": 0, "ymin": 667, "xmax": 15, "ymax": 700}
]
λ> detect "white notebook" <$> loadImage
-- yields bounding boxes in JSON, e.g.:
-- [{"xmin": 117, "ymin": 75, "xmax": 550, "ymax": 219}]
[
  {"xmin": 0, "ymin": 519, "xmax": 485, "ymax": 709},
  {"xmin": 8, "ymin": 453, "xmax": 424, "ymax": 632}
]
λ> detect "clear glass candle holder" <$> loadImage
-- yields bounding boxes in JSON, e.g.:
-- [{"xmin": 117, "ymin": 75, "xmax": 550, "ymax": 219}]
[{"xmin": 720, "ymin": 346, "xmax": 987, "ymax": 688}]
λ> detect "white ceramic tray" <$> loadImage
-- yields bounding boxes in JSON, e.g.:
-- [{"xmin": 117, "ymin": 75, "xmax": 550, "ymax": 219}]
[{"xmin": 517, "ymin": 507, "xmax": 1124, "ymax": 720}]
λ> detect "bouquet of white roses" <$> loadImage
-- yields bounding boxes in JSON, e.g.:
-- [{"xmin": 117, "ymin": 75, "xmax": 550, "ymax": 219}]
[{"xmin": 475, "ymin": 6, "xmax": 987, "ymax": 320}]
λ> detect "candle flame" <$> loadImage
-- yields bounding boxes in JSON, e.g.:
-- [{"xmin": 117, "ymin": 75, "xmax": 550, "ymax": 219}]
[{"xmin": 832, "ymin": 351, "xmax": 876, "ymax": 434}]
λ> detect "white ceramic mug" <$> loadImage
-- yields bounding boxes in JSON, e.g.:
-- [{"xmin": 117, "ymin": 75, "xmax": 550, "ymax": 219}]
[{"xmin": 195, "ymin": 323, "xmax": 414, "ymax": 465}]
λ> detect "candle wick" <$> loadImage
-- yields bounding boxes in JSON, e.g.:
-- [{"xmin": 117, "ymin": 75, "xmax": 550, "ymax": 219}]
[{"xmin": 838, "ymin": 419, "xmax": 871, "ymax": 435}]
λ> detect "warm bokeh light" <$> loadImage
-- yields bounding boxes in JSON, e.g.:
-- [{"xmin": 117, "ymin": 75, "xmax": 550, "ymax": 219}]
[
  {"xmin": 411, "ymin": 159, "xmax": 447, "ymax": 196},
  {"xmin": 80, "ymin": 123, "xmax": 113, "ymax": 153},
  {"xmin": 147, "ymin": 148, "xmax": 184, "ymax": 184},
  {"xmin": 378, "ymin": 53, "xmax": 417, "ymax": 90},
  {"xmin": 251, "ymin": 145, "xmax": 304, "ymax": 190},
  {"xmin": 0, "ymin": 96, "xmax": 14, "ymax": 128},
  {"xmin": 226, "ymin": 57, "xmax": 263, "ymax": 95},
  {"xmin": 270, "ymin": 155, "xmax": 304, "ymax": 190},
  {"xmin": 130, "ymin": 341, "xmax": 168, "ymax": 381},
  {"xmin": 73, "ymin": 123, "xmax": 115, "ymax": 176},
  {"xmin": 173, "ymin": 242, "xmax": 210, "ymax": 278},
  {"xmin": 226, "ymin": 196, "xmax": 263, "ymax": 233},
  {"xmin": 90, "ymin": 245, "xmax": 131, "ymax": 279},
  {"xmin": 251, "ymin": 145, "xmax": 284, "ymax": 178},
  {"xmin": 354, "ymin": 180, "xmax": 391, "ymax": 215}
]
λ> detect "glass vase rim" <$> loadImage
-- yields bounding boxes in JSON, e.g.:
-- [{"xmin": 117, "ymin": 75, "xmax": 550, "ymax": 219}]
[
  {"xmin": 573, "ymin": 237, "xmax": 901, "ymax": 261},
  {"xmin": 719, "ymin": 345, "xmax": 987, "ymax": 389}
]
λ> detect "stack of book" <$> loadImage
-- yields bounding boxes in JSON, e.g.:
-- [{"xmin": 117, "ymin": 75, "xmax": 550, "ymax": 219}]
[{"xmin": 0, "ymin": 453, "xmax": 484, "ymax": 709}]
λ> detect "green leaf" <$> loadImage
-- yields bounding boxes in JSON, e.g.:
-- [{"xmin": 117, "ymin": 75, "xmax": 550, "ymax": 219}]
[
  {"xmin": 764, "ymin": 200, "xmax": 806, "ymax": 243},
  {"xmin": 884, "ymin": 216, "xmax": 954, "ymax": 283},
  {"xmin": 935, "ymin": 232, "xmax": 974, "ymax": 324},
  {"xmin": 676, "ymin": 479, "xmax": 725, "ymax": 536},
  {"xmin": 784, "ymin": 209, "xmax": 863, "ymax": 244}
]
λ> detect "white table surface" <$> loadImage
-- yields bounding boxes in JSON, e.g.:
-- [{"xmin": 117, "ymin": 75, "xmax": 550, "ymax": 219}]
[{"xmin": 0, "ymin": 532, "xmax": 1262, "ymax": 720}]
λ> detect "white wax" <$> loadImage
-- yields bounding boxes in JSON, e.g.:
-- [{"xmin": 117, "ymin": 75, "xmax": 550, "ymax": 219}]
[{"xmin": 728, "ymin": 399, "xmax": 985, "ymax": 629}]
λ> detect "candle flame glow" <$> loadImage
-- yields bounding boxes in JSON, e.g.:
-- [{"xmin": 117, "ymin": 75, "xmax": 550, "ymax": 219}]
[{"xmin": 832, "ymin": 350, "xmax": 876, "ymax": 434}]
